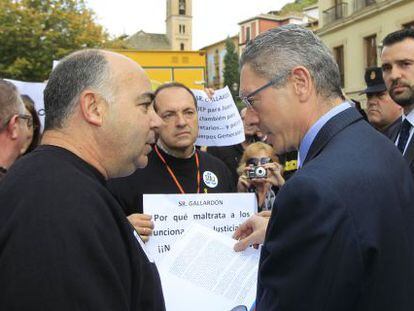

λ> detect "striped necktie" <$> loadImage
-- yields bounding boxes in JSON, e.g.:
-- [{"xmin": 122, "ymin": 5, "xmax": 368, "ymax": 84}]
[{"xmin": 397, "ymin": 119, "xmax": 412, "ymax": 154}]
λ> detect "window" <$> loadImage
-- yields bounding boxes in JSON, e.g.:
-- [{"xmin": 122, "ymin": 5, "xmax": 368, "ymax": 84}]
[
  {"xmin": 364, "ymin": 35, "xmax": 377, "ymax": 67},
  {"xmin": 179, "ymin": 25, "xmax": 185, "ymax": 34},
  {"xmin": 333, "ymin": 45, "xmax": 345, "ymax": 88},
  {"xmin": 180, "ymin": 43, "xmax": 185, "ymax": 51},
  {"xmin": 179, "ymin": 0, "xmax": 186, "ymax": 15},
  {"xmin": 246, "ymin": 26, "xmax": 251, "ymax": 43},
  {"xmin": 403, "ymin": 21, "xmax": 414, "ymax": 29}
]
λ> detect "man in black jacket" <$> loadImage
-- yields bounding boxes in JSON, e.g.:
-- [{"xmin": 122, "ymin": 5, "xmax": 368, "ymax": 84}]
[
  {"xmin": 108, "ymin": 82, "xmax": 235, "ymax": 242},
  {"xmin": 0, "ymin": 50, "xmax": 165, "ymax": 310}
]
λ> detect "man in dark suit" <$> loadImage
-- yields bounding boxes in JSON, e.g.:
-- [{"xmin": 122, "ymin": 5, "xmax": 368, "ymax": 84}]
[
  {"xmin": 233, "ymin": 24, "xmax": 414, "ymax": 311},
  {"xmin": 361, "ymin": 66, "xmax": 402, "ymax": 140},
  {"xmin": 381, "ymin": 28, "xmax": 414, "ymax": 178}
]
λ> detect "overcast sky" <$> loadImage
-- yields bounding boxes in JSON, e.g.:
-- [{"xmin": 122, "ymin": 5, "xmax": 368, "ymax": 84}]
[{"xmin": 86, "ymin": 0, "xmax": 294, "ymax": 49}]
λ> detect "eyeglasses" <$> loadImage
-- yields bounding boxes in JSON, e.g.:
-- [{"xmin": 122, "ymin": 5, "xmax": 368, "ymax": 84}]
[
  {"xmin": 18, "ymin": 114, "xmax": 34, "ymax": 128},
  {"xmin": 239, "ymin": 73, "xmax": 288, "ymax": 109},
  {"xmin": 1, "ymin": 113, "xmax": 33, "ymax": 130},
  {"xmin": 246, "ymin": 157, "xmax": 271, "ymax": 166}
]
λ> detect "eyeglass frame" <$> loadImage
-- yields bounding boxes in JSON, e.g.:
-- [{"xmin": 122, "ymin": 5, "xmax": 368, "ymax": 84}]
[
  {"xmin": 18, "ymin": 114, "xmax": 34, "ymax": 128},
  {"xmin": 238, "ymin": 72, "xmax": 289, "ymax": 109},
  {"xmin": 1, "ymin": 113, "xmax": 33, "ymax": 130},
  {"xmin": 246, "ymin": 157, "xmax": 271, "ymax": 166}
]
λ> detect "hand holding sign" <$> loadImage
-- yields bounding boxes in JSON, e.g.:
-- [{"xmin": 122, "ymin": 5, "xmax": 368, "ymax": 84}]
[
  {"xmin": 233, "ymin": 213, "xmax": 270, "ymax": 252},
  {"xmin": 127, "ymin": 213, "xmax": 154, "ymax": 243}
]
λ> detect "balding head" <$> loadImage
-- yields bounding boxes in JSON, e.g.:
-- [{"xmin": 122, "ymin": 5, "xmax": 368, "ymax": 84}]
[{"xmin": 44, "ymin": 50, "xmax": 144, "ymax": 130}]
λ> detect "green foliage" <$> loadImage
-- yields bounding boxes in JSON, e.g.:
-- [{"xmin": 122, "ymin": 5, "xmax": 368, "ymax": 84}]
[
  {"xmin": 223, "ymin": 37, "xmax": 239, "ymax": 99},
  {"xmin": 279, "ymin": 0, "xmax": 317, "ymax": 15},
  {"xmin": 104, "ymin": 34, "xmax": 129, "ymax": 49},
  {"xmin": 0, "ymin": 0, "xmax": 108, "ymax": 81}
]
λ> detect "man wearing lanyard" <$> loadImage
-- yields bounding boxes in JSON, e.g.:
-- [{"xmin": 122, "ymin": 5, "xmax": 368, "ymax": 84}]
[
  {"xmin": 232, "ymin": 24, "xmax": 414, "ymax": 311},
  {"xmin": 381, "ymin": 28, "xmax": 414, "ymax": 179},
  {"xmin": 108, "ymin": 82, "xmax": 235, "ymax": 242}
]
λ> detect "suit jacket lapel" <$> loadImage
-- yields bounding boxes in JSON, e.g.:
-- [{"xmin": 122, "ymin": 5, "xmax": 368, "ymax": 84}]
[
  {"xmin": 384, "ymin": 117, "xmax": 402, "ymax": 142},
  {"xmin": 302, "ymin": 108, "xmax": 363, "ymax": 166},
  {"xmin": 404, "ymin": 136, "xmax": 414, "ymax": 166}
]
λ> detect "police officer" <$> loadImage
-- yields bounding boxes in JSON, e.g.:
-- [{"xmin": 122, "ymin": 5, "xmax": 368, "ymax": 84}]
[{"xmin": 361, "ymin": 66, "xmax": 402, "ymax": 140}]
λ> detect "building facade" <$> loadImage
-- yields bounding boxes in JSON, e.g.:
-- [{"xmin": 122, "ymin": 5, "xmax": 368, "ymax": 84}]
[
  {"xmin": 201, "ymin": 35, "xmax": 239, "ymax": 88},
  {"xmin": 114, "ymin": 50, "xmax": 205, "ymax": 90},
  {"xmin": 317, "ymin": 0, "xmax": 414, "ymax": 103},
  {"xmin": 126, "ymin": 0, "xmax": 192, "ymax": 51},
  {"xmin": 166, "ymin": 0, "xmax": 192, "ymax": 51},
  {"xmin": 238, "ymin": 14, "xmax": 312, "ymax": 55}
]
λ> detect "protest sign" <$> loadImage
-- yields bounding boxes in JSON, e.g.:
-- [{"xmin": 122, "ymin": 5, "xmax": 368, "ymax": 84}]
[
  {"xmin": 193, "ymin": 86, "xmax": 245, "ymax": 147},
  {"xmin": 6, "ymin": 79, "xmax": 46, "ymax": 130},
  {"xmin": 143, "ymin": 193, "xmax": 257, "ymax": 263},
  {"xmin": 159, "ymin": 223, "xmax": 259, "ymax": 311}
]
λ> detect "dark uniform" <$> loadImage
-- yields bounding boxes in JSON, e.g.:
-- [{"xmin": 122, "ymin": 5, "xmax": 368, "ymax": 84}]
[
  {"xmin": 109, "ymin": 146, "xmax": 236, "ymax": 215},
  {"xmin": 361, "ymin": 66, "xmax": 402, "ymax": 140},
  {"xmin": 0, "ymin": 146, "xmax": 165, "ymax": 310}
]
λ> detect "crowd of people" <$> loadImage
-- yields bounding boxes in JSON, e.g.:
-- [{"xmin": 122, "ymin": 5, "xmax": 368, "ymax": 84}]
[{"xmin": 0, "ymin": 24, "xmax": 414, "ymax": 310}]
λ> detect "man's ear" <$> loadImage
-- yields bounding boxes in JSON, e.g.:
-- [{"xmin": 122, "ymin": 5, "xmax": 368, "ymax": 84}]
[
  {"xmin": 291, "ymin": 66, "xmax": 312, "ymax": 102},
  {"xmin": 6, "ymin": 115, "xmax": 21, "ymax": 140},
  {"xmin": 78, "ymin": 90, "xmax": 106, "ymax": 126}
]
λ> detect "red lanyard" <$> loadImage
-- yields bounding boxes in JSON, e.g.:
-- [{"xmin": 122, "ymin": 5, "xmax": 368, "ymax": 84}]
[{"xmin": 154, "ymin": 145, "xmax": 201, "ymax": 194}]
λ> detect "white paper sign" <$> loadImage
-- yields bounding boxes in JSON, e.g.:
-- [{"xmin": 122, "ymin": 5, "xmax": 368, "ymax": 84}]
[
  {"xmin": 193, "ymin": 86, "xmax": 245, "ymax": 147},
  {"xmin": 159, "ymin": 223, "xmax": 259, "ymax": 311},
  {"xmin": 143, "ymin": 193, "xmax": 257, "ymax": 263},
  {"xmin": 6, "ymin": 79, "xmax": 46, "ymax": 130}
]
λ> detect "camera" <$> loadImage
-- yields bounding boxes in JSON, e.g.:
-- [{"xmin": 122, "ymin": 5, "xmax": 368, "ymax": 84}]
[{"xmin": 247, "ymin": 166, "xmax": 267, "ymax": 179}]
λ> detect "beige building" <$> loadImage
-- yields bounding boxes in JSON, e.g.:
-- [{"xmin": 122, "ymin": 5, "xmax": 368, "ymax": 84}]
[
  {"xmin": 126, "ymin": 0, "xmax": 192, "ymax": 51},
  {"xmin": 200, "ymin": 35, "xmax": 239, "ymax": 88},
  {"xmin": 317, "ymin": 0, "xmax": 414, "ymax": 103},
  {"xmin": 166, "ymin": 0, "xmax": 192, "ymax": 50}
]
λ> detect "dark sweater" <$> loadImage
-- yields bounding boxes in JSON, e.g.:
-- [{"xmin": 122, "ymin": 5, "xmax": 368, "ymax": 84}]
[
  {"xmin": 108, "ymin": 147, "xmax": 236, "ymax": 215},
  {"xmin": 0, "ymin": 145, "xmax": 165, "ymax": 310}
]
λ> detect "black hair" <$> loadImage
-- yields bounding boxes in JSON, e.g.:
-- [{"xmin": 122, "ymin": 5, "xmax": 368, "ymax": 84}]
[
  {"xmin": 153, "ymin": 82, "xmax": 197, "ymax": 111},
  {"xmin": 383, "ymin": 28, "xmax": 414, "ymax": 47}
]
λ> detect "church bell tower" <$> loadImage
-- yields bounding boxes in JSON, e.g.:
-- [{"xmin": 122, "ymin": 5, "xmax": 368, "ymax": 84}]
[{"xmin": 166, "ymin": 0, "xmax": 192, "ymax": 50}]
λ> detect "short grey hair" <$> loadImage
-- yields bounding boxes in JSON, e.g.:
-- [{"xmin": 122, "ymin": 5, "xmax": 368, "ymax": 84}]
[
  {"xmin": 240, "ymin": 24, "xmax": 343, "ymax": 99},
  {"xmin": 43, "ymin": 49, "xmax": 114, "ymax": 130},
  {"xmin": 0, "ymin": 79, "xmax": 24, "ymax": 130}
]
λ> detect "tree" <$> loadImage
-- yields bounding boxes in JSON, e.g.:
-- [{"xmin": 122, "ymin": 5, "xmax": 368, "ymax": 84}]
[
  {"xmin": 0, "ymin": 0, "xmax": 108, "ymax": 81},
  {"xmin": 223, "ymin": 37, "xmax": 239, "ymax": 99}
]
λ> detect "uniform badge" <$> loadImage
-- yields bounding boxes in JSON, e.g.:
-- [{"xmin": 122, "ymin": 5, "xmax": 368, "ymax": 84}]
[{"xmin": 203, "ymin": 171, "xmax": 218, "ymax": 188}]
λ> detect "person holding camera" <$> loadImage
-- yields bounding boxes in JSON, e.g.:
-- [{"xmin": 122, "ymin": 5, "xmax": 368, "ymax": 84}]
[{"xmin": 236, "ymin": 142, "xmax": 285, "ymax": 212}]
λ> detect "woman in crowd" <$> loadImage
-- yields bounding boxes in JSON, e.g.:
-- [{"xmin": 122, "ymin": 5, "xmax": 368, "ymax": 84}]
[
  {"xmin": 21, "ymin": 94, "xmax": 41, "ymax": 154},
  {"xmin": 237, "ymin": 142, "xmax": 285, "ymax": 212}
]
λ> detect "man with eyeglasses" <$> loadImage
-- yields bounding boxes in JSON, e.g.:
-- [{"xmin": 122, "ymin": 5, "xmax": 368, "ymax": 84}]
[
  {"xmin": 233, "ymin": 24, "xmax": 414, "ymax": 311},
  {"xmin": 0, "ymin": 79, "xmax": 32, "ymax": 180}
]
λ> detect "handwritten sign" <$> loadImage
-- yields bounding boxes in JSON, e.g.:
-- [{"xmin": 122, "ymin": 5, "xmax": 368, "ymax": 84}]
[
  {"xmin": 143, "ymin": 193, "xmax": 257, "ymax": 263},
  {"xmin": 193, "ymin": 86, "xmax": 245, "ymax": 147}
]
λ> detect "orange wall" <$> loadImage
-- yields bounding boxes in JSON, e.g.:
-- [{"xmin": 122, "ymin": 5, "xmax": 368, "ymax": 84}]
[{"xmin": 259, "ymin": 20, "xmax": 281, "ymax": 33}]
